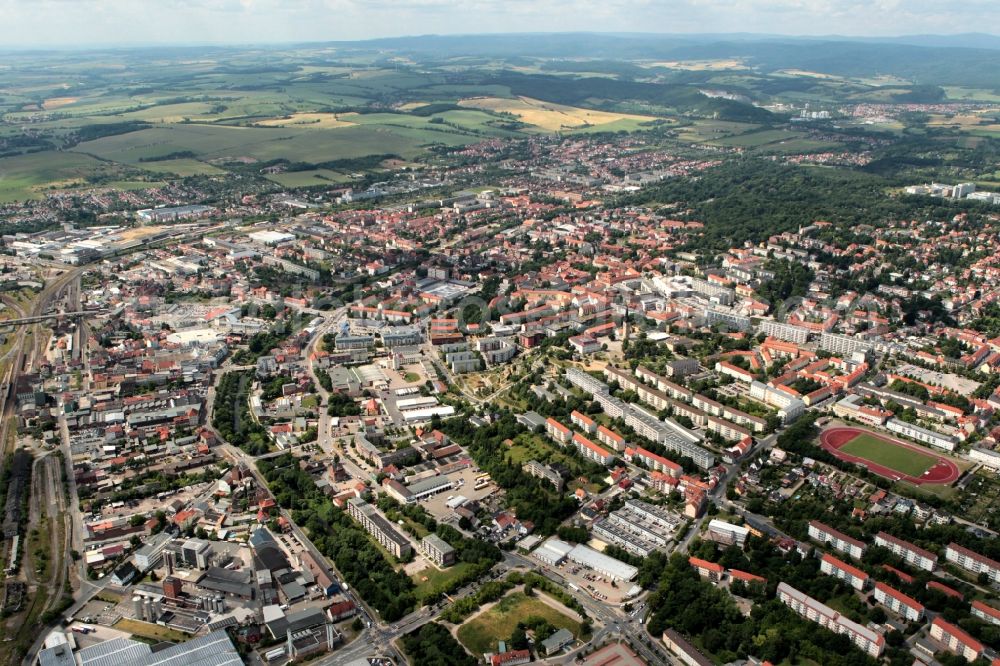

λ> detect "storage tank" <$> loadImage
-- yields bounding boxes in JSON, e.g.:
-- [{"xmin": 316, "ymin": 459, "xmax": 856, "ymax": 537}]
[
  {"xmin": 152, "ymin": 598, "xmax": 163, "ymax": 619},
  {"xmin": 142, "ymin": 597, "xmax": 153, "ymax": 622},
  {"xmin": 133, "ymin": 596, "xmax": 144, "ymax": 620}
]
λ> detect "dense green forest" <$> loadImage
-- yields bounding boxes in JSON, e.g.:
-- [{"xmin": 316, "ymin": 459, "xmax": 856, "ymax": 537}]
[{"xmin": 616, "ymin": 159, "xmax": 993, "ymax": 252}]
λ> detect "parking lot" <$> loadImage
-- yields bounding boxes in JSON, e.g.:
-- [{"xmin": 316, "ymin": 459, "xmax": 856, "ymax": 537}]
[
  {"xmin": 418, "ymin": 467, "xmax": 499, "ymax": 521},
  {"xmin": 556, "ymin": 558, "xmax": 632, "ymax": 604}
]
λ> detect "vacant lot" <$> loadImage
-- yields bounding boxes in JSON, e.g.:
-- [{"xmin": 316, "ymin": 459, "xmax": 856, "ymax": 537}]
[
  {"xmin": 113, "ymin": 618, "xmax": 190, "ymax": 642},
  {"xmin": 412, "ymin": 561, "xmax": 475, "ymax": 601},
  {"xmin": 838, "ymin": 433, "xmax": 937, "ymax": 477},
  {"xmin": 456, "ymin": 591, "xmax": 581, "ymax": 656}
]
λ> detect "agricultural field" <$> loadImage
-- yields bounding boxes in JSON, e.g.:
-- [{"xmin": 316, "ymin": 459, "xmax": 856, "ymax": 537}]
[
  {"xmin": 456, "ymin": 591, "xmax": 581, "ymax": 656},
  {"xmin": 264, "ymin": 169, "xmax": 352, "ymax": 188},
  {"xmin": 135, "ymin": 159, "xmax": 227, "ymax": 177},
  {"xmin": 255, "ymin": 113, "xmax": 358, "ymax": 128},
  {"xmin": 0, "ymin": 44, "xmax": 964, "ymax": 200},
  {"xmin": 457, "ymin": 96, "xmax": 659, "ymax": 132},
  {"xmin": 0, "ymin": 151, "xmax": 130, "ymax": 202}
]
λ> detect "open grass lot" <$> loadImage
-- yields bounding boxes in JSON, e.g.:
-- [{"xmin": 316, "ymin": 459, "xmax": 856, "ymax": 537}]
[
  {"xmin": 710, "ymin": 128, "xmax": 807, "ymax": 148},
  {"xmin": 412, "ymin": 561, "xmax": 475, "ymax": 600},
  {"xmin": 114, "ymin": 618, "xmax": 191, "ymax": 642},
  {"xmin": 456, "ymin": 592, "xmax": 581, "ymax": 656},
  {"xmin": 838, "ymin": 433, "xmax": 937, "ymax": 477},
  {"xmin": 674, "ymin": 119, "xmax": 761, "ymax": 142}
]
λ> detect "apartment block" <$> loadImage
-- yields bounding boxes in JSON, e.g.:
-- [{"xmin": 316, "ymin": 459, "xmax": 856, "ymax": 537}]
[
  {"xmin": 595, "ymin": 425, "xmax": 626, "ymax": 452},
  {"xmin": 346, "ymin": 498, "xmax": 412, "ymax": 559},
  {"xmin": 820, "ymin": 553, "xmax": 870, "ymax": 591},
  {"xmin": 820, "ymin": 332, "xmax": 874, "ymax": 356},
  {"xmin": 420, "ymin": 534, "xmax": 456, "ymax": 568},
  {"xmin": 929, "ymin": 617, "xmax": 984, "ymax": 662},
  {"xmin": 945, "ymin": 542, "xmax": 1000, "ymax": 583},
  {"xmin": 706, "ymin": 519, "xmax": 749, "ymax": 548},
  {"xmin": 777, "ymin": 583, "xmax": 884, "ymax": 658},
  {"xmin": 971, "ymin": 600, "xmax": 1000, "ymax": 627},
  {"xmin": 873, "ymin": 582, "xmax": 924, "ymax": 622},
  {"xmin": 808, "ymin": 520, "xmax": 866, "ymax": 559},
  {"xmin": 523, "ymin": 459, "xmax": 564, "ymax": 490},
  {"xmin": 545, "ymin": 417, "xmax": 572, "ymax": 445},
  {"xmin": 625, "ymin": 445, "xmax": 682, "ymax": 477},
  {"xmin": 873, "ymin": 532, "xmax": 937, "ymax": 572},
  {"xmin": 572, "ymin": 433, "xmax": 615, "ymax": 466},
  {"xmin": 571, "ymin": 410, "xmax": 597, "ymax": 434},
  {"xmin": 759, "ymin": 320, "xmax": 810, "ymax": 344}
]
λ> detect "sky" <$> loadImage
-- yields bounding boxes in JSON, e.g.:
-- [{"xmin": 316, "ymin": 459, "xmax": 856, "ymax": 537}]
[{"xmin": 0, "ymin": 0, "xmax": 998, "ymax": 47}]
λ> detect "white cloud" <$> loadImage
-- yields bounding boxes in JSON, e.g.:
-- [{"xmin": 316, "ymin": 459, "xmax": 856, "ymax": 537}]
[{"xmin": 0, "ymin": 0, "xmax": 996, "ymax": 46}]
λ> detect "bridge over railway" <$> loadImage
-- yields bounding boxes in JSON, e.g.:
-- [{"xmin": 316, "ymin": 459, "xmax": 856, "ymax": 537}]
[{"xmin": 0, "ymin": 309, "xmax": 107, "ymax": 328}]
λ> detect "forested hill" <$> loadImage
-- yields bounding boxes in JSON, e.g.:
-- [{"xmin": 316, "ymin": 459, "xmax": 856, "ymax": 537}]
[{"xmin": 615, "ymin": 159, "xmax": 995, "ymax": 251}]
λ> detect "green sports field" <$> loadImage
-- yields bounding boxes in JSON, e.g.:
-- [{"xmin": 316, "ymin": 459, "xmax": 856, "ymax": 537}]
[{"xmin": 839, "ymin": 433, "xmax": 937, "ymax": 477}]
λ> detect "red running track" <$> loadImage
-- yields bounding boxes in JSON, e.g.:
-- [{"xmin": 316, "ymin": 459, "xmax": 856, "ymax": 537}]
[{"xmin": 819, "ymin": 426, "xmax": 960, "ymax": 485}]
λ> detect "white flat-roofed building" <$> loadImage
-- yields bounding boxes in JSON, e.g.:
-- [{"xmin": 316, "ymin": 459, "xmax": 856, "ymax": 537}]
[
  {"xmin": 885, "ymin": 418, "xmax": 957, "ymax": 452},
  {"xmin": 777, "ymin": 583, "xmax": 884, "ymax": 658},
  {"xmin": 820, "ymin": 332, "xmax": 874, "ymax": 356},
  {"xmin": 405, "ymin": 476, "xmax": 454, "ymax": 502},
  {"xmin": 248, "ymin": 230, "xmax": 295, "ymax": 245},
  {"xmin": 970, "ymin": 446, "xmax": 1000, "ymax": 470},
  {"xmin": 565, "ymin": 368, "xmax": 609, "ymax": 395},
  {"xmin": 707, "ymin": 519, "xmax": 749, "ymax": 547},
  {"xmin": 534, "ymin": 538, "xmax": 575, "ymax": 566},
  {"xmin": 402, "ymin": 406, "xmax": 456, "ymax": 422},
  {"xmin": 567, "ymin": 543, "xmax": 638, "ymax": 582},
  {"xmin": 873, "ymin": 532, "xmax": 937, "ymax": 571},
  {"xmin": 873, "ymin": 582, "xmax": 924, "ymax": 622},
  {"xmin": 133, "ymin": 532, "xmax": 172, "ymax": 571},
  {"xmin": 759, "ymin": 320, "xmax": 810, "ymax": 344}
]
